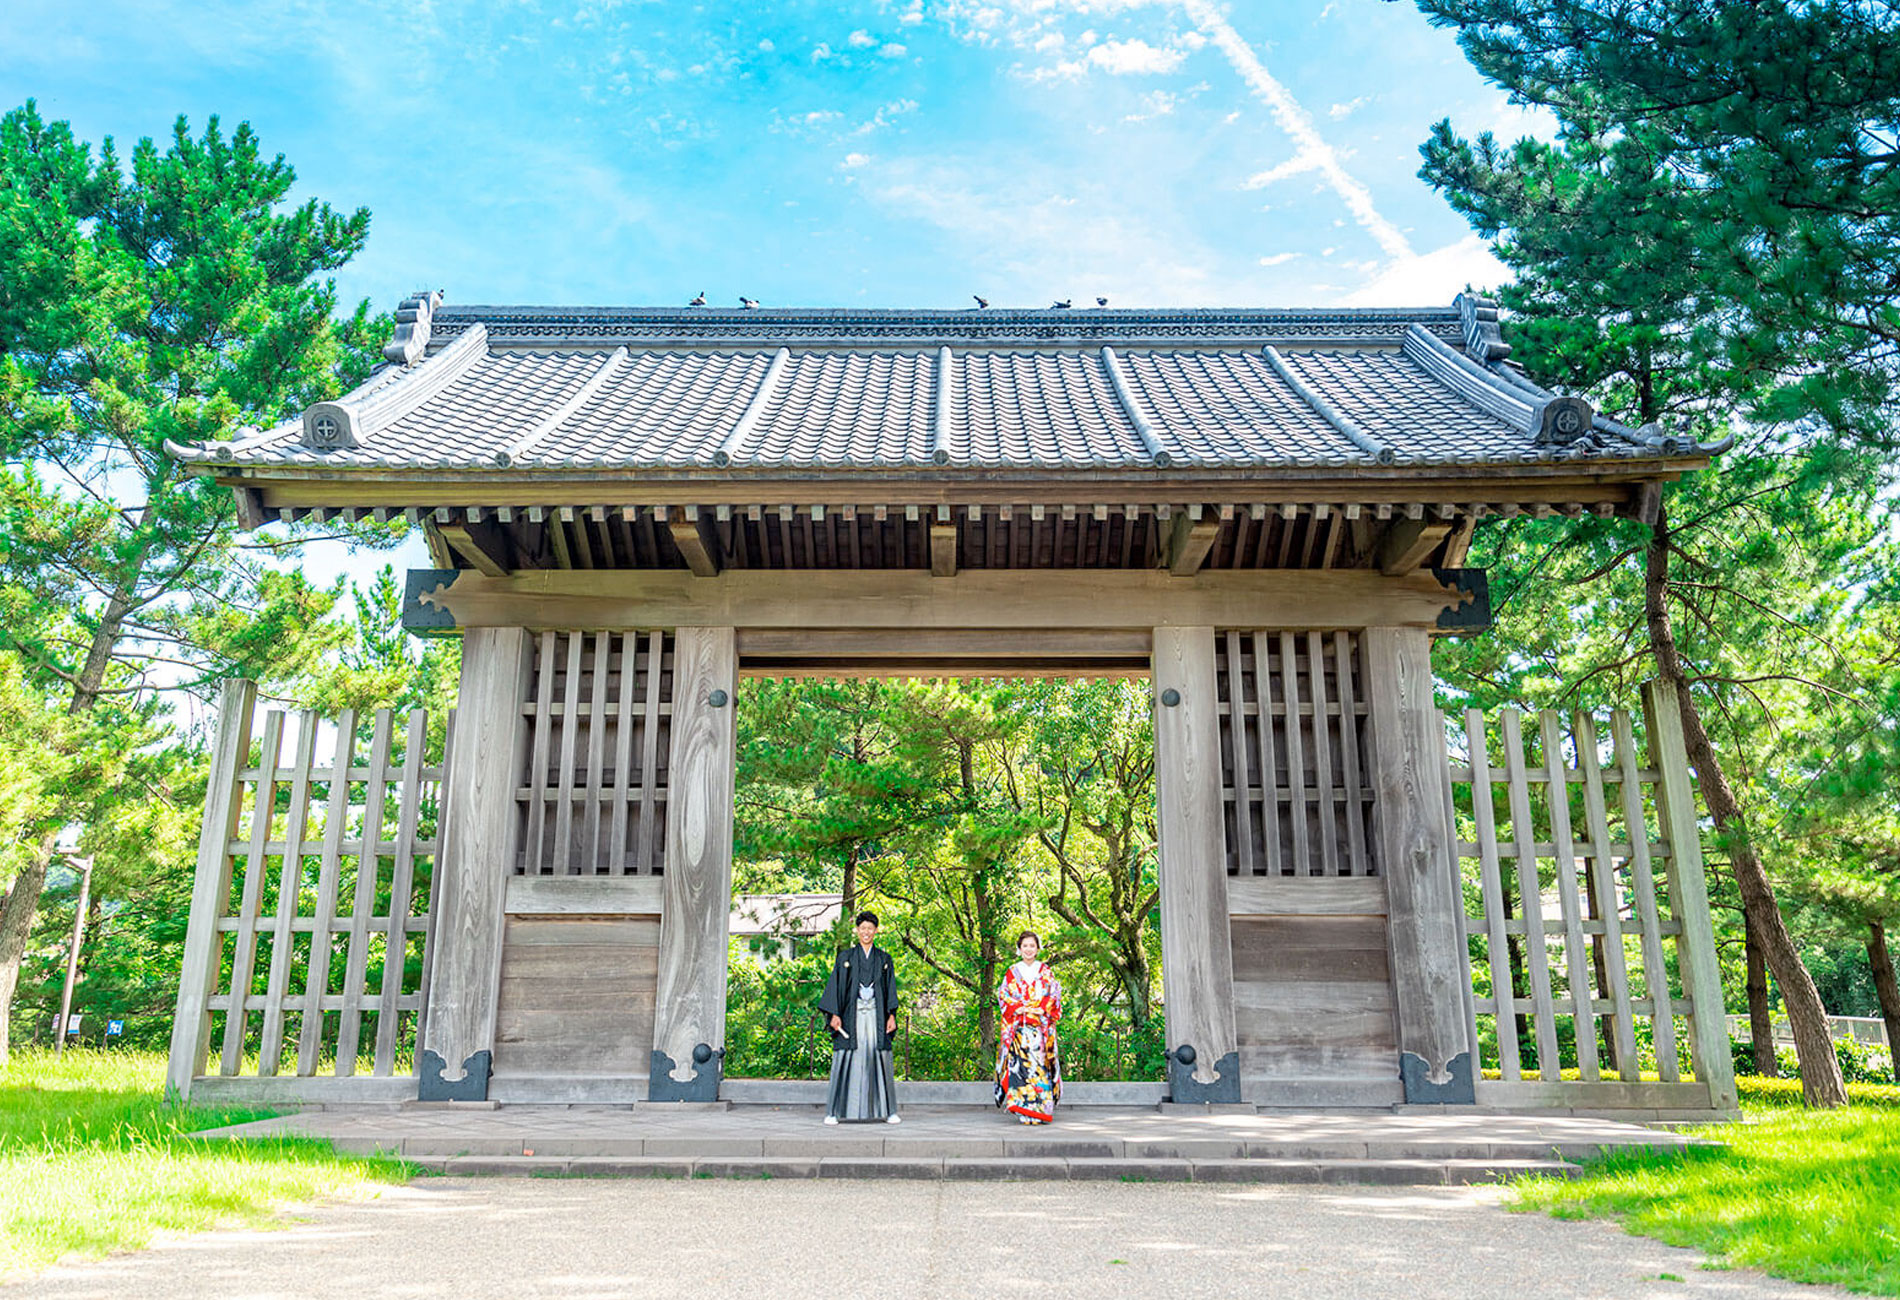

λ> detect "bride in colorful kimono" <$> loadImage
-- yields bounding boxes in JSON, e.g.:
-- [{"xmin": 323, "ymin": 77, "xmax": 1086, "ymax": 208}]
[{"xmin": 994, "ymin": 930, "xmax": 1063, "ymax": 1124}]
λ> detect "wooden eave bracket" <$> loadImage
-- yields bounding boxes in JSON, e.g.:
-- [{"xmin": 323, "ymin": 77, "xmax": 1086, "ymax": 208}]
[
  {"xmin": 668, "ymin": 509, "xmax": 721, "ymax": 578},
  {"xmin": 437, "ymin": 519, "xmax": 514, "ymax": 577},
  {"xmin": 1376, "ymin": 517, "xmax": 1453, "ymax": 576},
  {"xmin": 1164, "ymin": 505, "xmax": 1220, "ymax": 576}
]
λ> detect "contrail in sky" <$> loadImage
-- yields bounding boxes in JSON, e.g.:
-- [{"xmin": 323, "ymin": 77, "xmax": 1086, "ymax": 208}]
[{"xmin": 1176, "ymin": 0, "xmax": 1416, "ymax": 261}]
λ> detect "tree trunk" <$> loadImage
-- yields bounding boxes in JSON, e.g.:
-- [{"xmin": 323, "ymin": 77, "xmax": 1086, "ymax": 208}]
[
  {"xmin": 1644, "ymin": 505, "xmax": 1846, "ymax": 1107},
  {"xmin": 1745, "ymin": 909, "xmax": 1779, "ymax": 1076},
  {"xmin": 1499, "ymin": 870, "xmax": 1533, "ymax": 1068},
  {"xmin": 1583, "ymin": 864, "xmax": 1617, "ymax": 1072},
  {"xmin": 1867, "ymin": 920, "xmax": 1900, "ymax": 1085},
  {"xmin": 0, "ymin": 835, "xmax": 57, "ymax": 1067},
  {"xmin": 841, "ymin": 845, "xmax": 858, "ymax": 921},
  {"xmin": 0, "ymin": 579, "xmax": 138, "ymax": 1064}
]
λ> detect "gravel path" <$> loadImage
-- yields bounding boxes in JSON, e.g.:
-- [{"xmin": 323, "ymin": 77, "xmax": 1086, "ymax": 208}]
[{"xmin": 15, "ymin": 1179, "xmax": 1845, "ymax": 1299}]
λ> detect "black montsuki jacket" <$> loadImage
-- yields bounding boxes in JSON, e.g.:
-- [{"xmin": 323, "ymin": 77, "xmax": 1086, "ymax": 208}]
[{"xmin": 817, "ymin": 943, "xmax": 899, "ymax": 1052}]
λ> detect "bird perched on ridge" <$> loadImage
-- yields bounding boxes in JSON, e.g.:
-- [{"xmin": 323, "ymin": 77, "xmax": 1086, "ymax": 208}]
[
  {"xmin": 739, "ymin": 297, "xmax": 760, "ymax": 309},
  {"xmin": 1096, "ymin": 296, "xmax": 1108, "ymax": 307},
  {"xmin": 1051, "ymin": 299, "xmax": 1072, "ymax": 309},
  {"xmin": 973, "ymin": 295, "xmax": 989, "ymax": 308},
  {"xmin": 689, "ymin": 291, "xmax": 707, "ymax": 306}
]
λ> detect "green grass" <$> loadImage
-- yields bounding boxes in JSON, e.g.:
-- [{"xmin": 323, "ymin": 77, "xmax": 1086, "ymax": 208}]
[
  {"xmin": 0, "ymin": 1049, "xmax": 412, "ymax": 1281},
  {"xmin": 1512, "ymin": 1082, "xmax": 1900, "ymax": 1295}
]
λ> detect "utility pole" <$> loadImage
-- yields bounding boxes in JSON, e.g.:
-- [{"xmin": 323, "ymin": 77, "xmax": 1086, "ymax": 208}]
[{"xmin": 54, "ymin": 856, "xmax": 93, "ymax": 1059}]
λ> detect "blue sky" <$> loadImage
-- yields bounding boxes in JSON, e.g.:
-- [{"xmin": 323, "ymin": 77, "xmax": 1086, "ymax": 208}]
[
  {"xmin": 3, "ymin": 0, "xmax": 1541, "ymax": 592},
  {"xmin": 3, "ymin": 0, "xmax": 1539, "ymax": 314}
]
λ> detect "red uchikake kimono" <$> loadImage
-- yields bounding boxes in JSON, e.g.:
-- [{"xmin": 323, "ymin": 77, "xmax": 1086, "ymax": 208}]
[{"xmin": 994, "ymin": 960, "xmax": 1063, "ymax": 1123}]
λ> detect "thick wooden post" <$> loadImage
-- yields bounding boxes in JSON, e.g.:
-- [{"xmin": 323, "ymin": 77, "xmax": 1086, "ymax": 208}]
[
  {"xmin": 1152, "ymin": 626, "xmax": 1241, "ymax": 1101},
  {"xmin": 1363, "ymin": 627, "xmax": 1476, "ymax": 1103},
  {"xmin": 649, "ymin": 625, "xmax": 738, "ymax": 1101},
  {"xmin": 1642, "ymin": 678, "xmax": 1739, "ymax": 1112},
  {"xmin": 166, "ymin": 678, "xmax": 256, "ymax": 1101},
  {"xmin": 418, "ymin": 627, "xmax": 534, "ymax": 1100}
]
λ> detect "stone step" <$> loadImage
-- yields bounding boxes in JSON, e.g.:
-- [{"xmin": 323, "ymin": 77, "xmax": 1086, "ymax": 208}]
[
  {"xmin": 411, "ymin": 1153, "xmax": 1581, "ymax": 1184},
  {"xmin": 377, "ymin": 1133, "xmax": 1623, "ymax": 1162}
]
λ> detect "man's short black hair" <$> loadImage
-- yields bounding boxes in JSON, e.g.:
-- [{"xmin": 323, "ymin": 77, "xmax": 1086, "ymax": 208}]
[{"xmin": 854, "ymin": 910, "xmax": 880, "ymax": 928}]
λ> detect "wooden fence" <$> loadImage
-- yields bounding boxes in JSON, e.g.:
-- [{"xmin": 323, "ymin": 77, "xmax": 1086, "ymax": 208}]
[
  {"xmin": 1445, "ymin": 679, "xmax": 1736, "ymax": 1112},
  {"xmin": 166, "ymin": 680, "xmax": 450, "ymax": 1101}
]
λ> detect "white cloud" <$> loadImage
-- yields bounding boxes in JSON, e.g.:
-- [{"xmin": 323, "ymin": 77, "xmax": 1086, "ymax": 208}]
[
  {"xmin": 1088, "ymin": 37, "xmax": 1184, "ymax": 75},
  {"xmin": 1337, "ymin": 234, "xmax": 1512, "ymax": 307},
  {"xmin": 1124, "ymin": 89, "xmax": 1179, "ymax": 122},
  {"xmin": 848, "ymin": 29, "xmax": 878, "ymax": 48},
  {"xmin": 853, "ymin": 99, "xmax": 921, "ymax": 135},
  {"xmin": 1179, "ymin": 0, "xmax": 1413, "ymax": 262},
  {"xmin": 758, "ymin": 38, "xmax": 775, "ymax": 52},
  {"xmin": 811, "ymin": 41, "xmax": 834, "ymax": 61},
  {"xmin": 840, "ymin": 152, "xmax": 874, "ymax": 169},
  {"xmin": 881, "ymin": 42, "xmax": 909, "ymax": 57},
  {"xmin": 1328, "ymin": 95, "xmax": 1371, "ymax": 120},
  {"xmin": 1034, "ymin": 32, "xmax": 1065, "ymax": 52},
  {"xmin": 867, "ymin": 155, "xmax": 1220, "ymax": 306},
  {"xmin": 1257, "ymin": 252, "xmax": 1298, "ymax": 266}
]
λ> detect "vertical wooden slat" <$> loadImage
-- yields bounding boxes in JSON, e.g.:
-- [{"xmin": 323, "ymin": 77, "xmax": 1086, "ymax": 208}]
[
  {"xmin": 554, "ymin": 634, "xmax": 585, "ymax": 874},
  {"xmin": 1642, "ymin": 679, "xmax": 1738, "ymax": 1111},
  {"xmin": 1499, "ymin": 708, "xmax": 1561, "ymax": 1078},
  {"xmin": 525, "ymin": 632, "xmax": 557, "ymax": 874},
  {"xmin": 297, "ymin": 708, "xmax": 357, "ymax": 1076},
  {"xmin": 1539, "ymin": 710, "xmax": 1599, "ymax": 1081},
  {"xmin": 374, "ymin": 709, "xmax": 428, "ymax": 1076},
  {"xmin": 258, "ymin": 712, "xmax": 319, "ymax": 1076},
  {"xmin": 1152, "ymin": 626, "xmax": 1240, "ymax": 1090},
  {"xmin": 1574, "ymin": 711, "xmax": 1640, "ymax": 1080},
  {"xmin": 1278, "ymin": 632, "xmax": 1311, "ymax": 874},
  {"xmin": 610, "ymin": 633, "xmax": 636, "ymax": 875},
  {"xmin": 221, "ymin": 709, "xmax": 285, "ymax": 1076},
  {"xmin": 1465, "ymin": 708, "xmax": 1519, "ymax": 1080},
  {"xmin": 1335, "ymin": 634, "xmax": 1368, "ymax": 876},
  {"xmin": 167, "ymin": 678, "xmax": 256, "ymax": 1100},
  {"xmin": 1250, "ymin": 634, "xmax": 1282, "ymax": 877},
  {"xmin": 416, "ymin": 705, "xmax": 454, "ymax": 1055},
  {"xmin": 584, "ymin": 631, "xmax": 611, "ymax": 874},
  {"xmin": 637, "ymin": 631, "xmax": 665, "ymax": 874},
  {"xmin": 1223, "ymin": 630, "xmax": 1256, "ymax": 876},
  {"xmin": 1306, "ymin": 632, "xmax": 1338, "ymax": 876},
  {"xmin": 335, "ymin": 709, "xmax": 393, "ymax": 1076},
  {"xmin": 1611, "ymin": 708, "xmax": 1678, "ymax": 1081}
]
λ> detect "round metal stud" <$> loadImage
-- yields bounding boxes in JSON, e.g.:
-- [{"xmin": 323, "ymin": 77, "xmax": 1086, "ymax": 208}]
[
  {"xmin": 1160, "ymin": 687, "xmax": 1181, "ymax": 707},
  {"xmin": 708, "ymin": 689, "xmax": 730, "ymax": 708},
  {"xmin": 692, "ymin": 1042, "xmax": 714, "ymax": 1065}
]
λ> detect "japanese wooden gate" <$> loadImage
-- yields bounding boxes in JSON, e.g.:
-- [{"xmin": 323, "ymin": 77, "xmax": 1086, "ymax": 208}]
[{"xmin": 165, "ymin": 294, "xmax": 1735, "ymax": 1113}]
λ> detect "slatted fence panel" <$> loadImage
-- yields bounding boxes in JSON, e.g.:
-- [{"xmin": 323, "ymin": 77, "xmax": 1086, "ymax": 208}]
[
  {"xmin": 1447, "ymin": 698, "xmax": 1731, "ymax": 1109},
  {"xmin": 517, "ymin": 631, "xmax": 673, "ymax": 875},
  {"xmin": 1215, "ymin": 630, "xmax": 1373, "ymax": 876},
  {"xmin": 179, "ymin": 702, "xmax": 448, "ymax": 1084}
]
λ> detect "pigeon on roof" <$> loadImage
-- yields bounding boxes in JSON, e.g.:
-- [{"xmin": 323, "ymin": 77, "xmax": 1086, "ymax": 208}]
[
  {"xmin": 739, "ymin": 297, "xmax": 760, "ymax": 309},
  {"xmin": 1052, "ymin": 299, "xmax": 1072, "ymax": 309},
  {"xmin": 973, "ymin": 295, "xmax": 989, "ymax": 309},
  {"xmin": 689, "ymin": 292, "xmax": 706, "ymax": 307},
  {"xmin": 1097, "ymin": 297, "xmax": 1109, "ymax": 307}
]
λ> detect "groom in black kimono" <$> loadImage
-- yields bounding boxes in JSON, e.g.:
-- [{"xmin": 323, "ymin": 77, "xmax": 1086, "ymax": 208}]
[{"xmin": 818, "ymin": 911, "xmax": 900, "ymax": 1124}]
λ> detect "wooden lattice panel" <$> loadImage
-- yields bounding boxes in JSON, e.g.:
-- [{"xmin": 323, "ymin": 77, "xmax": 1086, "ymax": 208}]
[
  {"xmin": 176, "ymin": 691, "xmax": 448, "ymax": 1084},
  {"xmin": 517, "ymin": 631, "xmax": 673, "ymax": 875},
  {"xmin": 1449, "ymin": 705, "xmax": 1704, "ymax": 1092},
  {"xmin": 1215, "ymin": 629, "xmax": 1374, "ymax": 877}
]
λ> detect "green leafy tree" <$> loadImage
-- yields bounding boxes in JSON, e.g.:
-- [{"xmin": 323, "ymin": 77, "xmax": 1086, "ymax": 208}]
[
  {"xmin": 1411, "ymin": 0, "xmax": 1900, "ymax": 1106},
  {"xmin": 0, "ymin": 102, "xmax": 388, "ymax": 1061}
]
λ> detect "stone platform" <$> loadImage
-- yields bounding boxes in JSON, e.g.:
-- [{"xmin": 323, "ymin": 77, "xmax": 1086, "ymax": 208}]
[{"xmin": 197, "ymin": 1103, "xmax": 1710, "ymax": 1184}]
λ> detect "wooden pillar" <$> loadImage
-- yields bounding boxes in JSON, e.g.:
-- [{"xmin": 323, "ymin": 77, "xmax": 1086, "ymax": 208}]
[
  {"xmin": 1363, "ymin": 626, "xmax": 1476, "ymax": 1103},
  {"xmin": 649, "ymin": 625, "xmax": 738, "ymax": 1101},
  {"xmin": 418, "ymin": 627, "xmax": 534, "ymax": 1101},
  {"xmin": 167, "ymin": 678, "xmax": 257, "ymax": 1101},
  {"xmin": 1152, "ymin": 626, "xmax": 1241, "ymax": 1101},
  {"xmin": 1642, "ymin": 678, "xmax": 1739, "ymax": 1112}
]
